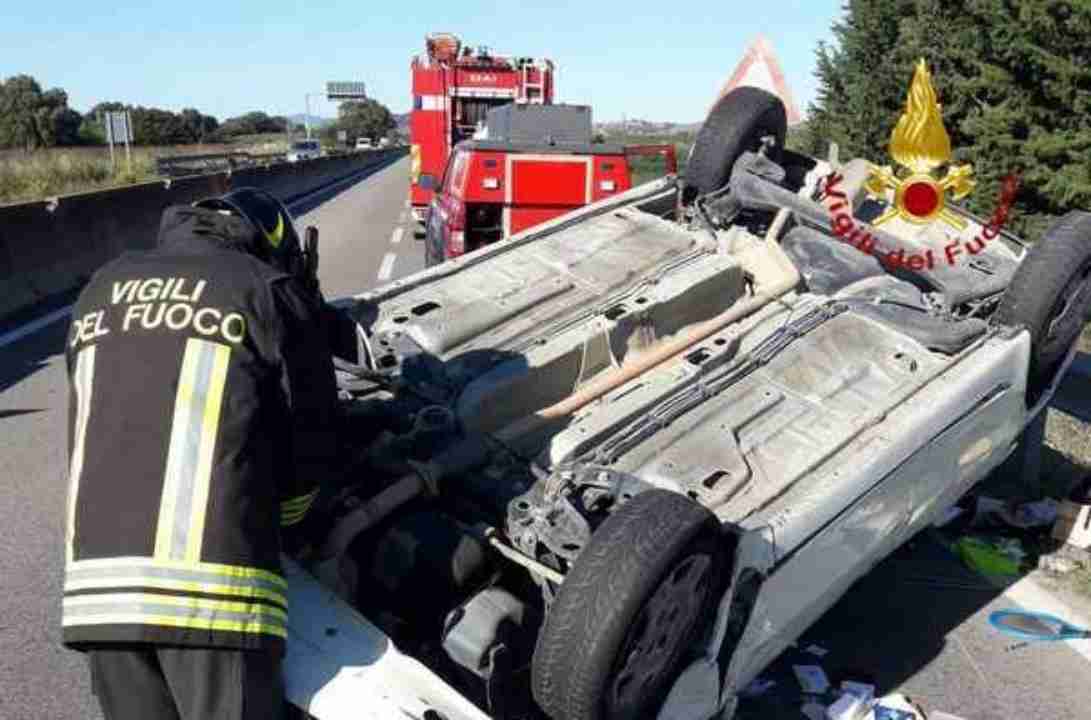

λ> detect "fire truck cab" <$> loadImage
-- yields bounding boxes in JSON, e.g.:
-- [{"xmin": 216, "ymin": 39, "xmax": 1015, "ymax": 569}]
[
  {"xmin": 410, "ymin": 33, "xmax": 555, "ymax": 226},
  {"xmin": 424, "ymin": 104, "xmax": 677, "ymax": 266}
]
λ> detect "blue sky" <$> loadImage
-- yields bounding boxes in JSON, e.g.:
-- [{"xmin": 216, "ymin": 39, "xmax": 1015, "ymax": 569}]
[{"xmin": 1, "ymin": 1, "xmax": 844, "ymax": 123}]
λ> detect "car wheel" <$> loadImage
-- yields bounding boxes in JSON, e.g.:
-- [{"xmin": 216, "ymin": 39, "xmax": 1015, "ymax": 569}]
[
  {"xmin": 995, "ymin": 211, "xmax": 1091, "ymax": 404},
  {"xmin": 531, "ymin": 490, "xmax": 725, "ymax": 720},
  {"xmin": 684, "ymin": 86, "xmax": 787, "ymax": 200}
]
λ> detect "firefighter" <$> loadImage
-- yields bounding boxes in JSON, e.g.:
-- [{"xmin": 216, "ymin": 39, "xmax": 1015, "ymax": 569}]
[{"xmin": 61, "ymin": 187, "xmax": 341, "ymax": 720}]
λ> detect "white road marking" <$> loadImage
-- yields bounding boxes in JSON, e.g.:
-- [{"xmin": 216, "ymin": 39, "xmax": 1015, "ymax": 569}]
[
  {"xmin": 0, "ymin": 305, "xmax": 73, "ymax": 349},
  {"xmin": 377, "ymin": 252, "xmax": 397, "ymax": 281},
  {"xmin": 391, "ymin": 228, "xmax": 404, "ymax": 245}
]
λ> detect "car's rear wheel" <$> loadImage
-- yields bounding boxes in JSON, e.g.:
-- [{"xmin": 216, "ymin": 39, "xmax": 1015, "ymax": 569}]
[
  {"xmin": 684, "ymin": 86, "xmax": 787, "ymax": 199},
  {"xmin": 995, "ymin": 211, "xmax": 1091, "ymax": 404},
  {"xmin": 531, "ymin": 490, "xmax": 725, "ymax": 720}
]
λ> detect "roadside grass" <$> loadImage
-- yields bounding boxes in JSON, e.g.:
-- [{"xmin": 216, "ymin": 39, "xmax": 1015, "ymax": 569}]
[{"xmin": 0, "ymin": 134, "xmax": 291, "ymax": 205}]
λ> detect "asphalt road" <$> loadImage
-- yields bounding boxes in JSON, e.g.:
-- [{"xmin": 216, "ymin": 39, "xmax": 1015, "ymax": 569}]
[{"xmin": 2, "ymin": 155, "xmax": 1090, "ymax": 719}]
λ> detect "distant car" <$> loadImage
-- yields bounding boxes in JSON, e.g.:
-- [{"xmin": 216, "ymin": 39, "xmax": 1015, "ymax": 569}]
[
  {"xmin": 378, "ymin": 137, "xmax": 391, "ymax": 148},
  {"xmin": 287, "ymin": 139, "xmax": 322, "ymax": 162},
  {"xmin": 355, "ymin": 138, "xmax": 374, "ymax": 151}
]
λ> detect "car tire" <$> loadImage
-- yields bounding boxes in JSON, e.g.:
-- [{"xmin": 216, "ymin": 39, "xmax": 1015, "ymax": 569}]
[
  {"xmin": 995, "ymin": 211, "xmax": 1091, "ymax": 403},
  {"xmin": 531, "ymin": 490, "xmax": 725, "ymax": 720},
  {"xmin": 684, "ymin": 86, "xmax": 787, "ymax": 199}
]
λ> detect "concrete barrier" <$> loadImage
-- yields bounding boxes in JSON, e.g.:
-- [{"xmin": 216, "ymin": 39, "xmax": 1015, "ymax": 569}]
[{"xmin": 0, "ymin": 149, "xmax": 404, "ymax": 322}]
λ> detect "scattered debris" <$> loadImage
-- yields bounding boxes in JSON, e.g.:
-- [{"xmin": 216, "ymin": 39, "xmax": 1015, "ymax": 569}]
[
  {"xmin": 1053, "ymin": 477, "xmax": 1091, "ymax": 550},
  {"xmin": 840, "ymin": 681, "xmax": 876, "ymax": 703},
  {"xmin": 802, "ymin": 701, "xmax": 828, "ymax": 720},
  {"xmin": 999, "ymin": 497, "xmax": 1059, "ymax": 529},
  {"xmin": 954, "ymin": 535, "xmax": 1025, "ymax": 577},
  {"xmin": 826, "ymin": 692, "xmax": 869, "ymax": 720},
  {"xmin": 739, "ymin": 677, "xmax": 776, "ymax": 698},
  {"xmin": 793, "ymin": 664, "xmax": 831, "ymax": 694},
  {"xmin": 805, "ymin": 643, "xmax": 829, "ymax": 658},
  {"xmin": 871, "ymin": 693, "xmax": 926, "ymax": 720},
  {"xmin": 1038, "ymin": 553, "xmax": 1080, "ymax": 575}
]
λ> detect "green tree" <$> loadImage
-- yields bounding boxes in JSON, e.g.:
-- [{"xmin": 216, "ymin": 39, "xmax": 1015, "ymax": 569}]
[
  {"xmin": 806, "ymin": 0, "xmax": 1091, "ymax": 237},
  {"xmin": 179, "ymin": 108, "xmax": 219, "ymax": 143},
  {"xmin": 0, "ymin": 77, "xmax": 85, "ymax": 148},
  {"xmin": 333, "ymin": 99, "xmax": 395, "ymax": 143},
  {"xmin": 217, "ymin": 111, "xmax": 288, "ymax": 137}
]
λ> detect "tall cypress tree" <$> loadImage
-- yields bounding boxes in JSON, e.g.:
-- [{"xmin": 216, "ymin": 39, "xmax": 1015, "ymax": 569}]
[{"xmin": 806, "ymin": 0, "xmax": 1091, "ymax": 237}]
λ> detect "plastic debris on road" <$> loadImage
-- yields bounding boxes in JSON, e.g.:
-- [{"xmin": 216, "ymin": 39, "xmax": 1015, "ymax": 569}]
[
  {"xmin": 739, "ymin": 677, "xmax": 776, "ymax": 698},
  {"xmin": 802, "ymin": 701, "xmax": 828, "ymax": 720},
  {"xmin": 826, "ymin": 692, "xmax": 869, "ymax": 720},
  {"xmin": 805, "ymin": 643, "xmax": 829, "ymax": 658},
  {"xmin": 869, "ymin": 694, "xmax": 926, "ymax": 720},
  {"xmin": 999, "ymin": 498, "xmax": 1059, "ymax": 529},
  {"xmin": 1038, "ymin": 553, "xmax": 1080, "ymax": 575},
  {"xmin": 954, "ymin": 535, "xmax": 1025, "ymax": 576},
  {"xmin": 793, "ymin": 664, "xmax": 831, "ymax": 694},
  {"xmin": 841, "ymin": 681, "xmax": 876, "ymax": 703}
]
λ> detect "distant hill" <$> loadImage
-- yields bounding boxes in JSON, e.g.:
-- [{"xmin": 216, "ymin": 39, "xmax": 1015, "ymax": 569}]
[{"xmin": 394, "ymin": 112, "xmax": 410, "ymax": 131}]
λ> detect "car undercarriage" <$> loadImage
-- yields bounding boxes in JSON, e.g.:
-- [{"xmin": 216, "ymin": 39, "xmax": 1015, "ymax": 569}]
[{"xmin": 289, "ymin": 88, "xmax": 1091, "ymax": 720}]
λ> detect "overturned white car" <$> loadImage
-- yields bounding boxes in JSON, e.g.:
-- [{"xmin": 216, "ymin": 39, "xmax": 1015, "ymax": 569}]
[{"xmin": 285, "ymin": 84, "xmax": 1091, "ymax": 720}]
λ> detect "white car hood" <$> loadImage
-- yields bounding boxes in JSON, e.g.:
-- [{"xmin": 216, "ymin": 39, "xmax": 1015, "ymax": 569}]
[{"xmin": 282, "ymin": 557, "xmax": 490, "ymax": 720}]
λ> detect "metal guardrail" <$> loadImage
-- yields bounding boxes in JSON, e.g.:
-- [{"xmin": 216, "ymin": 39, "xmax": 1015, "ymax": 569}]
[
  {"xmin": 155, "ymin": 148, "xmax": 387, "ymax": 177},
  {"xmin": 155, "ymin": 152, "xmax": 284, "ymax": 178}
]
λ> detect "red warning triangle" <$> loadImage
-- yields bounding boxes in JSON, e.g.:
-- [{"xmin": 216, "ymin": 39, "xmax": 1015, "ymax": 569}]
[{"xmin": 715, "ymin": 35, "xmax": 802, "ymax": 125}]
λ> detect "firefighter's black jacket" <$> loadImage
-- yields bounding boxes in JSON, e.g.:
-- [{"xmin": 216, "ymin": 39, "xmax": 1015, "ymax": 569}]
[{"xmin": 62, "ymin": 205, "xmax": 339, "ymax": 653}]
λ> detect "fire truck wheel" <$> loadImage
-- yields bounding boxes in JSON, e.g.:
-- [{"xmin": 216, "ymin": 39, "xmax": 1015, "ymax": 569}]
[
  {"xmin": 995, "ymin": 211, "xmax": 1091, "ymax": 404},
  {"xmin": 684, "ymin": 86, "xmax": 787, "ymax": 199}
]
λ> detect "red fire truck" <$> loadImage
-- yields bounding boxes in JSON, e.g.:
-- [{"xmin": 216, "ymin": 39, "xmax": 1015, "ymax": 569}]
[
  {"xmin": 409, "ymin": 32, "xmax": 555, "ymax": 225},
  {"xmin": 423, "ymin": 104, "xmax": 678, "ymax": 266}
]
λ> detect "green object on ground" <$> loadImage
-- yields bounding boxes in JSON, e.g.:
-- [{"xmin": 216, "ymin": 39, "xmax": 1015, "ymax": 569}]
[{"xmin": 955, "ymin": 536, "xmax": 1022, "ymax": 577}]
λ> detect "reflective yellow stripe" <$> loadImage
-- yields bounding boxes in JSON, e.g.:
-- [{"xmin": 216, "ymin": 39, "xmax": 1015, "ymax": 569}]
[
  {"xmin": 62, "ymin": 614, "xmax": 287, "ymax": 638},
  {"xmin": 280, "ymin": 489, "xmax": 318, "ymax": 511},
  {"xmin": 184, "ymin": 343, "xmax": 230, "ymax": 563},
  {"xmin": 68, "ymin": 556, "xmax": 287, "ymax": 589},
  {"xmin": 280, "ymin": 488, "xmax": 318, "ymax": 526},
  {"xmin": 156, "ymin": 339, "xmax": 231, "ymax": 562},
  {"xmin": 66, "ymin": 345, "xmax": 96, "ymax": 564},
  {"xmin": 63, "ymin": 591, "xmax": 287, "ymax": 620},
  {"xmin": 64, "ymin": 576, "xmax": 287, "ymax": 608},
  {"xmin": 155, "ymin": 342, "xmax": 201, "ymax": 557}
]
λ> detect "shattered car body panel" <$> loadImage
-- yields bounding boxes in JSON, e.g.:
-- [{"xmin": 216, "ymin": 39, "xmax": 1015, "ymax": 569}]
[{"xmin": 284, "ymin": 144, "xmax": 1075, "ymax": 719}]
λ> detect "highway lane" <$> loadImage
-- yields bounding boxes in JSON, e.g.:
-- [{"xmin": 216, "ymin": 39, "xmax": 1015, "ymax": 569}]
[
  {"xmin": 3, "ymin": 153, "xmax": 1091, "ymax": 719},
  {"xmin": 0, "ymin": 157, "xmax": 421, "ymax": 720},
  {"xmin": 292, "ymin": 155, "xmax": 424, "ymax": 300}
]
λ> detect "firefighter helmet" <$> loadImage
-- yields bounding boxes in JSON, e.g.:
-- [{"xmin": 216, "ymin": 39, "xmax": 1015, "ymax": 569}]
[{"xmin": 195, "ymin": 188, "xmax": 302, "ymax": 275}]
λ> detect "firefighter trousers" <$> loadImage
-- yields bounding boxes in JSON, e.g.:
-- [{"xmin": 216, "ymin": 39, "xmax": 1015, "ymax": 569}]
[{"xmin": 88, "ymin": 645, "xmax": 285, "ymax": 720}]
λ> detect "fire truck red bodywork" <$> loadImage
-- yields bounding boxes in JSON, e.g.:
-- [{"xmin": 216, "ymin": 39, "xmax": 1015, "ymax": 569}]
[
  {"xmin": 409, "ymin": 33, "xmax": 555, "ymax": 222},
  {"xmin": 424, "ymin": 142, "xmax": 678, "ymax": 266}
]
